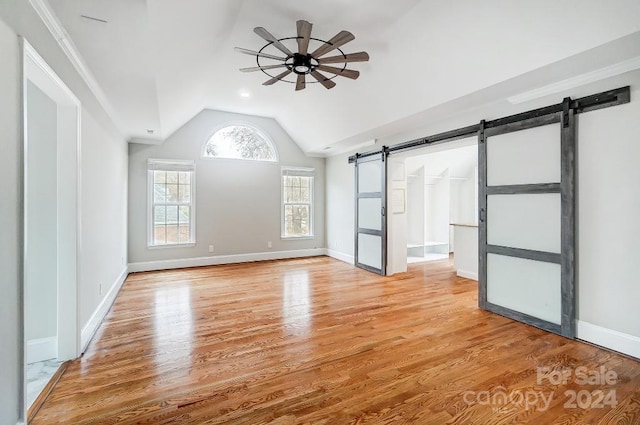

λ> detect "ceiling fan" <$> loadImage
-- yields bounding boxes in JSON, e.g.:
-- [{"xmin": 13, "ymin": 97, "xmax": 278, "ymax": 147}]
[{"xmin": 235, "ymin": 20, "xmax": 369, "ymax": 91}]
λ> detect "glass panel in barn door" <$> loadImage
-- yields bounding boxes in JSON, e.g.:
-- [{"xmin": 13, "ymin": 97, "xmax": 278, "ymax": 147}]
[
  {"xmin": 354, "ymin": 152, "xmax": 387, "ymax": 275},
  {"xmin": 479, "ymin": 112, "xmax": 575, "ymax": 338}
]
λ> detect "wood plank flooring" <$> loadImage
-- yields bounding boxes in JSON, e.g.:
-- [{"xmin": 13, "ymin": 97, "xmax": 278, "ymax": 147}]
[{"xmin": 33, "ymin": 256, "xmax": 640, "ymax": 424}]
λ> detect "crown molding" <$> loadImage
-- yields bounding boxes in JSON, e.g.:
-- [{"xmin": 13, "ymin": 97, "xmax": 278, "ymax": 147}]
[
  {"xmin": 28, "ymin": 0, "xmax": 126, "ymax": 138},
  {"xmin": 508, "ymin": 56, "xmax": 640, "ymax": 105}
]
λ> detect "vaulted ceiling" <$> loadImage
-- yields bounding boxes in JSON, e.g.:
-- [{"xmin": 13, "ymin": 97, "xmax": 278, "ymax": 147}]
[{"xmin": 47, "ymin": 0, "xmax": 640, "ymax": 154}]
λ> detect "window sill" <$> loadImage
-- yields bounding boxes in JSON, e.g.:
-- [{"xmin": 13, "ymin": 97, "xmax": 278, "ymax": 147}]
[
  {"xmin": 281, "ymin": 235, "xmax": 315, "ymax": 240},
  {"xmin": 147, "ymin": 242, "xmax": 196, "ymax": 250}
]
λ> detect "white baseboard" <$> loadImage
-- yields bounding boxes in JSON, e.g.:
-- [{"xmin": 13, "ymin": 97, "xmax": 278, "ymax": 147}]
[
  {"xmin": 128, "ymin": 248, "xmax": 327, "ymax": 273},
  {"xmin": 326, "ymin": 249, "xmax": 354, "ymax": 265},
  {"xmin": 577, "ymin": 320, "xmax": 640, "ymax": 359},
  {"xmin": 81, "ymin": 266, "xmax": 128, "ymax": 353},
  {"xmin": 26, "ymin": 337, "xmax": 57, "ymax": 364},
  {"xmin": 456, "ymin": 269, "xmax": 478, "ymax": 281}
]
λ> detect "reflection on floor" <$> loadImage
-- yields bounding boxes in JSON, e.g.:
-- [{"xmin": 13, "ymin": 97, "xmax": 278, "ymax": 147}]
[
  {"xmin": 27, "ymin": 359, "xmax": 62, "ymax": 408},
  {"xmin": 407, "ymin": 253, "xmax": 449, "ymax": 263}
]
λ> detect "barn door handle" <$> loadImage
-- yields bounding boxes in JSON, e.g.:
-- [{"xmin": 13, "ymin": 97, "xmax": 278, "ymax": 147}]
[{"xmin": 479, "ymin": 208, "xmax": 486, "ymax": 223}]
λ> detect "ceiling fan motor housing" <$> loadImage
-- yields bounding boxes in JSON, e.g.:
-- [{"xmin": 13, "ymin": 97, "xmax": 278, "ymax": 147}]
[{"xmin": 287, "ymin": 53, "xmax": 319, "ymax": 75}]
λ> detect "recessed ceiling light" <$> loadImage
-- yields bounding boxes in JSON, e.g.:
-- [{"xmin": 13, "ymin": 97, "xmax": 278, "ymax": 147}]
[{"xmin": 239, "ymin": 90, "xmax": 251, "ymax": 98}]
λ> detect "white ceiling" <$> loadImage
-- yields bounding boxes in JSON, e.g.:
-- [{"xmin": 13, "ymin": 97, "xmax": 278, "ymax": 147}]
[{"xmin": 47, "ymin": 0, "xmax": 640, "ymax": 154}]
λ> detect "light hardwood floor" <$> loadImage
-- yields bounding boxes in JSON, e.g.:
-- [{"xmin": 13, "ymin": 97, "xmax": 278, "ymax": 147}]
[{"xmin": 33, "ymin": 256, "xmax": 639, "ymax": 424}]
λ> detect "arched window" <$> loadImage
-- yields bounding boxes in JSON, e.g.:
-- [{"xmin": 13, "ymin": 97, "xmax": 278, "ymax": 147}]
[{"xmin": 202, "ymin": 124, "xmax": 277, "ymax": 162}]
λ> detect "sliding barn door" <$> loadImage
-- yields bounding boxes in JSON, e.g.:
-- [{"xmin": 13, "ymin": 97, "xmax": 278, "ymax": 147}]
[
  {"xmin": 354, "ymin": 152, "xmax": 387, "ymax": 275},
  {"xmin": 478, "ymin": 102, "xmax": 575, "ymax": 338}
]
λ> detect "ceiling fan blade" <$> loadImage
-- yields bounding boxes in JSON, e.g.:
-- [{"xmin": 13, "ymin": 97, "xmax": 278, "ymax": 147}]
[
  {"xmin": 234, "ymin": 47, "xmax": 286, "ymax": 61},
  {"xmin": 310, "ymin": 70, "xmax": 336, "ymax": 89},
  {"xmin": 254, "ymin": 27, "xmax": 293, "ymax": 56},
  {"xmin": 295, "ymin": 74, "xmax": 306, "ymax": 91},
  {"xmin": 310, "ymin": 30, "xmax": 355, "ymax": 58},
  {"xmin": 317, "ymin": 65, "xmax": 360, "ymax": 80},
  {"xmin": 318, "ymin": 51, "xmax": 369, "ymax": 65},
  {"xmin": 240, "ymin": 64, "xmax": 286, "ymax": 72},
  {"xmin": 263, "ymin": 69, "xmax": 293, "ymax": 86},
  {"xmin": 296, "ymin": 20, "xmax": 313, "ymax": 56}
]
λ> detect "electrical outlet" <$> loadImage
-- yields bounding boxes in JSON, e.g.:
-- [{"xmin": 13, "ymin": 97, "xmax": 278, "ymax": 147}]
[
  {"xmin": 267, "ymin": 241, "xmax": 272, "ymax": 249},
  {"xmin": 208, "ymin": 244, "xmax": 214, "ymax": 253},
  {"xmin": 99, "ymin": 283, "xmax": 103, "ymax": 296}
]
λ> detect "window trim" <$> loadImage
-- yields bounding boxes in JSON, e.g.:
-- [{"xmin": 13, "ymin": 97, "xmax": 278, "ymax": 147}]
[
  {"xmin": 147, "ymin": 159, "xmax": 197, "ymax": 248},
  {"xmin": 281, "ymin": 166, "xmax": 315, "ymax": 239},
  {"xmin": 201, "ymin": 121, "xmax": 279, "ymax": 163}
]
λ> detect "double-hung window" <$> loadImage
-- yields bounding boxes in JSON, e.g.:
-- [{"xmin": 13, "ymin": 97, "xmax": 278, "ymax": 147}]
[
  {"xmin": 148, "ymin": 159, "xmax": 196, "ymax": 247},
  {"xmin": 282, "ymin": 167, "xmax": 314, "ymax": 238}
]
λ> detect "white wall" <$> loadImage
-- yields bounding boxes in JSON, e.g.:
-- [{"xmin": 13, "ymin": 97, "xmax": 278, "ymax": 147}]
[
  {"xmin": 128, "ymin": 110, "xmax": 325, "ymax": 267},
  {"xmin": 25, "ymin": 81, "xmax": 58, "ymax": 342},
  {"xmin": 387, "ymin": 159, "xmax": 408, "ymax": 274},
  {"xmin": 406, "ymin": 167, "xmax": 424, "ymax": 246},
  {"xmin": 0, "ymin": 2, "xmax": 129, "ymax": 421},
  {"xmin": 450, "ymin": 168, "xmax": 477, "ymax": 226},
  {"xmin": 0, "ymin": 16, "xmax": 23, "ymax": 425},
  {"xmin": 80, "ymin": 111, "xmax": 129, "ymax": 327},
  {"xmin": 577, "ymin": 80, "xmax": 640, "ymax": 346},
  {"xmin": 326, "ymin": 153, "xmax": 354, "ymax": 260},
  {"xmin": 425, "ymin": 170, "xmax": 450, "ymax": 245}
]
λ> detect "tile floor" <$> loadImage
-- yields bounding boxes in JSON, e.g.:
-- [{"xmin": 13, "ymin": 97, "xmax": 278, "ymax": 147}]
[
  {"xmin": 26, "ymin": 359, "xmax": 62, "ymax": 408},
  {"xmin": 407, "ymin": 253, "xmax": 449, "ymax": 263}
]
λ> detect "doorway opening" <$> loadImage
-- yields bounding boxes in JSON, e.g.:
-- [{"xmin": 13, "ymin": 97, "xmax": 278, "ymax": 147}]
[
  {"xmin": 23, "ymin": 40, "xmax": 81, "ymax": 414},
  {"xmin": 388, "ymin": 138, "xmax": 479, "ymax": 278}
]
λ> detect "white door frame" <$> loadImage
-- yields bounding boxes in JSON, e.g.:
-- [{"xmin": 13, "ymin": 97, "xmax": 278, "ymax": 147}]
[{"xmin": 22, "ymin": 38, "xmax": 81, "ymax": 413}]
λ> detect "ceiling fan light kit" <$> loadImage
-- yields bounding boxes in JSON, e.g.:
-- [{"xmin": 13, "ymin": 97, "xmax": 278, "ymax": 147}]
[{"xmin": 235, "ymin": 20, "xmax": 369, "ymax": 91}]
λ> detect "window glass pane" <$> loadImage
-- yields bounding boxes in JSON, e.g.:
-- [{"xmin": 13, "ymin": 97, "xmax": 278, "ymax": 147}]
[
  {"xmin": 154, "ymin": 206, "xmax": 166, "ymax": 225},
  {"xmin": 154, "ymin": 224, "xmax": 166, "ymax": 245},
  {"xmin": 283, "ymin": 177, "xmax": 290, "ymax": 202},
  {"xmin": 166, "ymin": 224, "xmax": 179, "ymax": 244},
  {"xmin": 203, "ymin": 125, "xmax": 277, "ymax": 161},
  {"xmin": 178, "ymin": 172, "xmax": 190, "ymax": 184},
  {"xmin": 179, "ymin": 206, "xmax": 190, "ymax": 224},
  {"xmin": 166, "ymin": 171, "xmax": 178, "ymax": 184},
  {"xmin": 285, "ymin": 204, "xmax": 292, "ymax": 235},
  {"xmin": 154, "ymin": 184, "xmax": 166, "ymax": 203},
  {"xmin": 178, "ymin": 224, "xmax": 190, "ymax": 243},
  {"xmin": 154, "ymin": 170, "xmax": 166, "ymax": 184},
  {"xmin": 293, "ymin": 180, "xmax": 299, "ymax": 202},
  {"xmin": 179, "ymin": 185, "xmax": 191, "ymax": 203},
  {"xmin": 300, "ymin": 179, "xmax": 310, "ymax": 202},
  {"xmin": 166, "ymin": 184, "xmax": 179, "ymax": 202},
  {"xmin": 165, "ymin": 206, "xmax": 178, "ymax": 225},
  {"xmin": 285, "ymin": 204, "xmax": 310, "ymax": 237}
]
